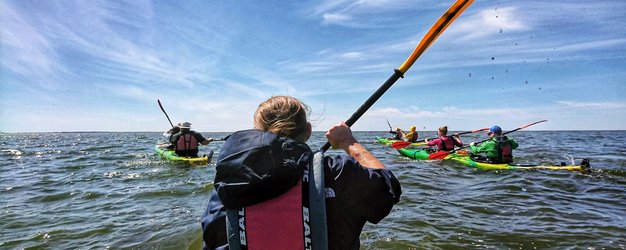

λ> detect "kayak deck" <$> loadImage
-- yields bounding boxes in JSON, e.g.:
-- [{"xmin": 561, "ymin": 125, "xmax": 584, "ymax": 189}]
[
  {"xmin": 154, "ymin": 144, "xmax": 213, "ymax": 165},
  {"xmin": 375, "ymin": 136, "xmax": 425, "ymax": 147},
  {"xmin": 395, "ymin": 147, "xmax": 590, "ymax": 172}
]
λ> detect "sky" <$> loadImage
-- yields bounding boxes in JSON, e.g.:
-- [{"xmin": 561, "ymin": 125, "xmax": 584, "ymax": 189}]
[{"xmin": 1, "ymin": 0, "xmax": 625, "ymax": 133}]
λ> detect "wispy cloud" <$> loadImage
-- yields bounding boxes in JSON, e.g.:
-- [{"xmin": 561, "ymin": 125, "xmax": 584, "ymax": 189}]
[
  {"xmin": 556, "ymin": 101, "xmax": 626, "ymax": 109},
  {"xmin": 2, "ymin": 1, "xmax": 625, "ymax": 132},
  {"xmin": 447, "ymin": 7, "xmax": 529, "ymax": 41},
  {"xmin": 0, "ymin": 2, "xmax": 64, "ymax": 84},
  {"xmin": 314, "ymin": 0, "xmax": 428, "ymax": 27}
]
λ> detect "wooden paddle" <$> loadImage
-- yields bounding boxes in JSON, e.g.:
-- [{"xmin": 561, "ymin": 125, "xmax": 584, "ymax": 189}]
[
  {"xmin": 428, "ymin": 120, "xmax": 548, "ymax": 160},
  {"xmin": 391, "ymin": 127, "xmax": 488, "ymax": 149},
  {"xmin": 321, "ymin": 0, "xmax": 475, "ymax": 152}
]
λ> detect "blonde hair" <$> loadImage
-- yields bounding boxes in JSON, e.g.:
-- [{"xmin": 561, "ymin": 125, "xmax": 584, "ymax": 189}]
[
  {"xmin": 254, "ymin": 96, "xmax": 310, "ymax": 140},
  {"xmin": 438, "ymin": 126, "xmax": 448, "ymax": 135}
]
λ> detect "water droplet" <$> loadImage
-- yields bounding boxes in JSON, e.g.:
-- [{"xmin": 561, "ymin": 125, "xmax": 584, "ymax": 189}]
[{"xmin": 468, "ymin": 73, "xmax": 472, "ymax": 77}]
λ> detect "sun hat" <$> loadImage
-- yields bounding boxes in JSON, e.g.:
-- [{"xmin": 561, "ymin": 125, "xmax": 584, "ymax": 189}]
[{"xmin": 179, "ymin": 122, "xmax": 192, "ymax": 128}]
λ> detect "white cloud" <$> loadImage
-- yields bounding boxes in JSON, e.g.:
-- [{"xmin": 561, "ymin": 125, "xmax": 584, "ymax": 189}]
[
  {"xmin": 556, "ymin": 101, "xmax": 626, "ymax": 109},
  {"xmin": 447, "ymin": 7, "xmax": 529, "ymax": 41},
  {"xmin": 341, "ymin": 51, "xmax": 364, "ymax": 60},
  {"xmin": 322, "ymin": 13, "xmax": 352, "ymax": 25}
]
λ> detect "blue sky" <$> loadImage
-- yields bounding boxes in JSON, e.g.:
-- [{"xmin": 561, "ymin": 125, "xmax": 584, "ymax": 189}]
[{"xmin": 2, "ymin": 0, "xmax": 625, "ymax": 132}]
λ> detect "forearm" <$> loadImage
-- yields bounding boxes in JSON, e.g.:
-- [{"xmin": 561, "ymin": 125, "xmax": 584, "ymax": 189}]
[{"xmin": 340, "ymin": 141, "xmax": 385, "ymax": 169}]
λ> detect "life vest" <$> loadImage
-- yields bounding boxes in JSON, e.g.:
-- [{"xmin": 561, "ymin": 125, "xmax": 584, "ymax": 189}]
[
  {"xmin": 393, "ymin": 132, "xmax": 403, "ymax": 140},
  {"xmin": 495, "ymin": 137, "xmax": 513, "ymax": 163},
  {"xmin": 174, "ymin": 133, "xmax": 199, "ymax": 157},
  {"xmin": 227, "ymin": 180, "xmax": 310, "ymax": 250},
  {"xmin": 439, "ymin": 136, "xmax": 455, "ymax": 151},
  {"xmin": 216, "ymin": 130, "xmax": 328, "ymax": 250},
  {"xmin": 405, "ymin": 132, "xmax": 418, "ymax": 143}
]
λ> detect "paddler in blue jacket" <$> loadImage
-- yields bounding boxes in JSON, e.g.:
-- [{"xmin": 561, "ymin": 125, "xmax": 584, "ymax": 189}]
[{"xmin": 201, "ymin": 95, "xmax": 402, "ymax": 250}]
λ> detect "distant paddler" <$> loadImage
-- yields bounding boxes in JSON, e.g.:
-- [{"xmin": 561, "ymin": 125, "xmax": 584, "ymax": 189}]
[
  {"xmin": 470, "ymin": 125, "xmax": 519, "ymax": 164},
  {"xmin": 424, "ymin": 126, "xmax": 463, "ymax": 152},
  {"xmin": 169, "ymin": 122, "xmax": 214, "ymax": 157}
]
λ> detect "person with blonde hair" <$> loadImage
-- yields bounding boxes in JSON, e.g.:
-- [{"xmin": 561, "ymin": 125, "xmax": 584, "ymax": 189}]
[
  {"xmin": 201, "ymin": 95, "xmax": 401, "ymax": 250},
  {"xmin": 425, "ymin": 125, "xmax": 463, "ymax": 151}
]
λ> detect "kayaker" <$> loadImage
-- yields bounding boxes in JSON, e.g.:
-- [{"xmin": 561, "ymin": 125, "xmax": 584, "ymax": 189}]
[
  {"xmin": 201, "ymin": 95, "xmax": 402, "ymax": 250},
  {"xmin": 169, "ymin": 122, "xmax": 214, "ymax": 157},
  {"xmin": 161, "ymin": 126, "xmax": 181, "ymax": 149},
  {"xmin": 425, "ymin": 125, "xmax": 463, "ymax": 151},
  {"xmin": 390, "ymin": 127, "xmax": 404, "ymax": 140},
  {"xmin": 469, "ymin": 125, "xmax": 519, "ymax": 164},
  {"xmin": 403, "ymin": 125, "xmax": 419, "ymax": 143}
]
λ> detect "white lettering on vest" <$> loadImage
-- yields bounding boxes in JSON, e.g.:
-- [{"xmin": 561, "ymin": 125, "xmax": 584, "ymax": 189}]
[
  {"xmin": 302, "ymin": 169, "xmax": 309, "ymax": 182},
  {"xmin": 238, "ymin": 208, "xmax": 247, "ymax": 245},
  {"xmin": 303, "ymin": 207, "xmax": 312, "ymax": 249}
]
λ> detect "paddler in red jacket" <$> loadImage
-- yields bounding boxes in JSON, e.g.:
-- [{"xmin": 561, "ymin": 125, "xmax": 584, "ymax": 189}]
[{"xmin": 425, "ymin": 126, "xmax": 463, "ymax": 151}]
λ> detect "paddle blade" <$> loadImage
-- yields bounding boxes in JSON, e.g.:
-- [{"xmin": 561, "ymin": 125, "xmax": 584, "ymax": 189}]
[
  {"xmin": 392, "ymin": 141, "xmax": 412, "ymax": 149},
  {"xmin": 428, "ymin": 151, "xmax": 450, "ymax": 160},
  {"xmin": 398, "ymin": 0, "xmax": 474, "ymax": 73}
]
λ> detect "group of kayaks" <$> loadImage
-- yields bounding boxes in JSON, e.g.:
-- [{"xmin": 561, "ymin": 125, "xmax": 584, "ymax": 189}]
[
  {"xmin": 154, "ymin": 143, "xmax": 214, "ymax": 165},
  {"xmin": 376, "ymin": 137, "xmax": 591, "ymax": 172},
  {"xmin": 153, "ymin": 135, "xmax": 591, "ymax": 172}
]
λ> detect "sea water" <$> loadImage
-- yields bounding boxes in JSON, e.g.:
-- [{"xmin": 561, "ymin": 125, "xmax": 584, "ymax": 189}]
[{"xmin": 1, "ymin": 131, "xmax": 625, "ymax": 249}]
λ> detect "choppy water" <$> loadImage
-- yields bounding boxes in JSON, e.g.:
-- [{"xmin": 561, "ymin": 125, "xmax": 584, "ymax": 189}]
[{"xmin": 1, "ymin": 131, "xmax": 625, "ymax": 249}]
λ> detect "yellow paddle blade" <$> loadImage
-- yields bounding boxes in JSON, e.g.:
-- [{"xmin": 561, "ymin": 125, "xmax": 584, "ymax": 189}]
[{"xmin": 398, "ymin": 0, "xmax": 474, "ymax": 73}]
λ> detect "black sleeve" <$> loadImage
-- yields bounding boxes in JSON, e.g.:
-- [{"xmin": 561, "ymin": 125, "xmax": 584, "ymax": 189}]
[
  {"xmin": 193, "ymin": 131, "xmax": 207, "ymax": 142},
  {"xmin": 324, "ymin": 155, "xmax": 402, "ymax": 223},
  {"xmin": 169, "ymin": 133, "xmax": 180, "ymax": 144},
  {"xmin": 200, "ymin": 190, "xmax": 228, "ymax": 250}
]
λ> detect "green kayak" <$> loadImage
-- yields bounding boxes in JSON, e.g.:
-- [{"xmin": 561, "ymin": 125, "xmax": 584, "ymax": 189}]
[
  {"xmin": 154, "ymin": 144, "xmax": 214, "ymax": 165},
  {"xmin": 396, "ymin": 147, "xmax": 590, "ymax": 172},
  {"xmin": 375, "ymin": 136, "xmax": 425, "ymax": 147},
  {"xmin": 375, "ymin": 136, "xmax": 398, "ymax": 145},
  {"xmin": 397, "ymin": 147, "xmax": 432, "ymax": 160}
]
